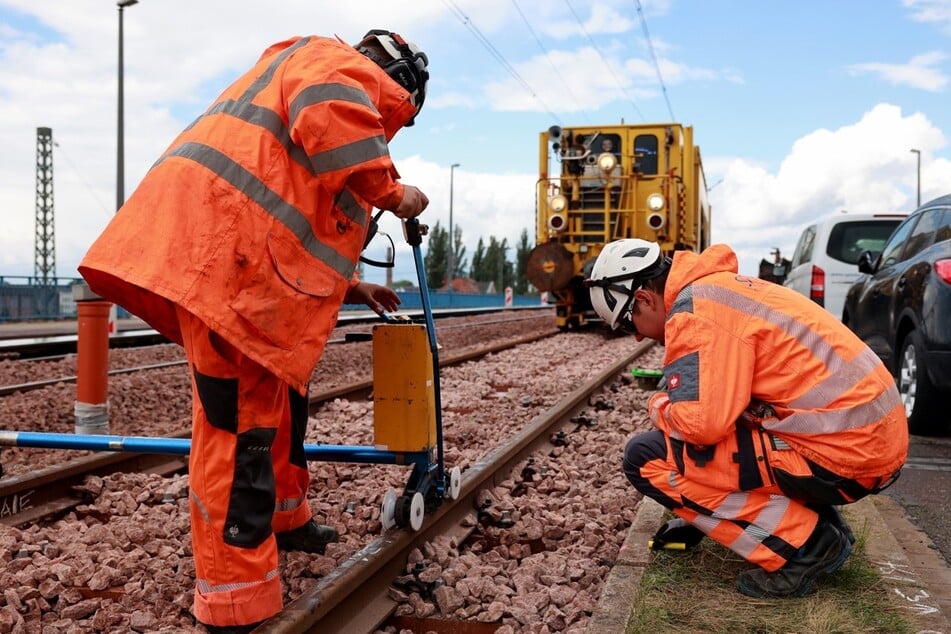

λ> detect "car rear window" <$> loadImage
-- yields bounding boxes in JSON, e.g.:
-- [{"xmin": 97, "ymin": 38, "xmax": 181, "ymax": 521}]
[{"xmin": 826, "ymin": 220, "xmax": 903, "ymax": 264}]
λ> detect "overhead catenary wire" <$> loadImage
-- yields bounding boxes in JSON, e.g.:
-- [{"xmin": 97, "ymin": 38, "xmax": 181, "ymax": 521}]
[
  {"xmin": 442, "ymin": 0, "xmax": 563, "ymax": 125},
  {"xmin": 633, "ymin": 0, "xmax": 675, "ymax": 121},
  {"xmin": 510, "ymin": 0, "xmax": 591, "ymax": 123},
  {"xmin": 53, "ymin": 140, "xmax": 112, "ymax": 218},
  {"xmin": 562, "ymin": 0, "xmax": 646, "ymax": 121}
]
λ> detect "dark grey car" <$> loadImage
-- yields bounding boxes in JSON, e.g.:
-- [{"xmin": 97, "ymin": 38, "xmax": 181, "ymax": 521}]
[{"xmin": 842, "ymin": 194, "xmax": 951, "ymax": 435}]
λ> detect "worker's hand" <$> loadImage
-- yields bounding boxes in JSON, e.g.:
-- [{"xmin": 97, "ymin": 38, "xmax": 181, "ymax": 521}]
[
  {"xmin": 345, "ymin": 282, "xmax": 401, "ymax": 314},
  {"xmin": 648, "ymin": 392, "xmax": 671, "ymax": 428},
  {"xmin": 649, "ymin": 518, "xmax": 705, "ymax": 551},
  {"xmin": 391, "ymin": 185, "xmax": 429, "ymax": 219}
]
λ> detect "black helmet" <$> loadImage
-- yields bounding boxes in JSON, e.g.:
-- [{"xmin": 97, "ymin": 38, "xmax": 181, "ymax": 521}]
[{"xmin": 355, "ymin": 29, "xmax": 429, "ymax": 126}]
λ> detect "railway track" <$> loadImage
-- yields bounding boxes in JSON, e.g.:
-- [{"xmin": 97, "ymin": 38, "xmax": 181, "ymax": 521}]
[
  {"xmin": 0, "ymin": 328, "xmax": 557, "ymax": 528},
  {"xmin": 0, "ymin": 313, "xmax": 552, "ymax": 397},
  {"xmin": 0, "ymin": 314, "xmax": 657, "ymax": 632},
  {"xmin": 266, "ymin": 340, "xmax": 652, "ymax": 633}
]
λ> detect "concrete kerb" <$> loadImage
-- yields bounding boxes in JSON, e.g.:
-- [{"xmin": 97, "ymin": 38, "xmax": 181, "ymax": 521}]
[{"xmin": 588, "ymin": 496, "xmax": 951, "ymax": 634}]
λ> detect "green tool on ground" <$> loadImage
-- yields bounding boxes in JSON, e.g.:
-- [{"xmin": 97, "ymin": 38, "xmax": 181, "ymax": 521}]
[{"xmin": 631, "ymin": 367, "xmax": 664, "ymax": 390}]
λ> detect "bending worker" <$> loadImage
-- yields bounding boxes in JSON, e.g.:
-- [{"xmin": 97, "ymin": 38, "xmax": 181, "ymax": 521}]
[
  {"xmin": 586, "ymin": 239, "xmax": 907, "ymax": 598},
  {"xmin": 79, "ymin": 29, "xmax": 430, "ymax": 633}
]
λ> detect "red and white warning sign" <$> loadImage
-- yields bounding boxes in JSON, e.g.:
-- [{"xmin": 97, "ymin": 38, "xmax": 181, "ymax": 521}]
[{"xmin": 108, "ymin": 303, "xmax": 117, "ymax": 336}]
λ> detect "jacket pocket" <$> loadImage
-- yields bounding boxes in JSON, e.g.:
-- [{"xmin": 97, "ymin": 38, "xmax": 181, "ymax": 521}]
[{"xmin": 230, "ymin": 232, "xmax": 342, "ymax": 350}]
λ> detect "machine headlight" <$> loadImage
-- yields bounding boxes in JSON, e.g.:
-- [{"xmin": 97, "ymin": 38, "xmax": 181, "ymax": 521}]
[
  {"xmin": 647, "ymin": 193, "xmax": 665, "ymax": 211},
  {"xmin": 597, "ymin": 152, "xmax": 618, "ymax": 172},
  {"xmin": 548, "ymin": 214, "xmax": 567, "ymax": 231},
  {"xmin": 550, "ymin": 194, "xmax": 568, "ymax": 213}
]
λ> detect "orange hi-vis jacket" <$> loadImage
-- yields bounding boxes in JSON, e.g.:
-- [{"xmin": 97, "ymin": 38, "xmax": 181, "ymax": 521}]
[
  {"xmin": 79, "ymin": 36, "xmax": 417, "ymax": 394},
  {"xmin": 649, "ymin": 244, "xmax": 907, "ymax": 480}
]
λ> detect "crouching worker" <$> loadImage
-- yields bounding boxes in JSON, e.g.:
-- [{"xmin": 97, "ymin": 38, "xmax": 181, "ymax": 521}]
[{"xmin": 585, "ymin": 239, "xmax": 908, "ymax": 598}]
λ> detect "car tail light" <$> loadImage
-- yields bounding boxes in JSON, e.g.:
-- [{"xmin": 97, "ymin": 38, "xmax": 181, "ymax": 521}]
[
  {"xmin": 810, "ymin": 265, "xmax": 825, "ymax": 307},
  {"xmin": 936, "ymin": 259, "xmax": 951, "ymax": 283}
]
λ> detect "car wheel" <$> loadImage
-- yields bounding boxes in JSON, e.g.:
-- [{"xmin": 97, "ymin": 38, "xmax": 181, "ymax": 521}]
[{"xmin": 897, "ymin": 329, "xmax": 944, "ymax": 435}]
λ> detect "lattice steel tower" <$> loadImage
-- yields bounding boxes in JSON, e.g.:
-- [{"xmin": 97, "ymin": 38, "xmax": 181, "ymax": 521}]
[{"xmin": 34, "ymin": 126, "xmax": 56, "ymax": 284}]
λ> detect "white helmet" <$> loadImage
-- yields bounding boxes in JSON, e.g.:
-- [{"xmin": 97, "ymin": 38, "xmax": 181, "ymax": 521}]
[
  {"xmin": 586, "ymin": 239, "xmax": 669, "ymax": 330},
  {"xmin": 356, "ymin": 29, "xmax": 429, "ymax": 126}
]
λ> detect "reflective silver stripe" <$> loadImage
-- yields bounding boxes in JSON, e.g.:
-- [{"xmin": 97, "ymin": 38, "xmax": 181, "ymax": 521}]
[
  {"xmin": 713, "ymin": 491, "xmax": 749, "ymax": 520},
  {"xmin": 239, "ymin": 36, "xmax": 312, "ymax": 102},
  {"xmin": 309, "ymin": 135, "xmax": 390, "ymax": 174},
  {"xmin": 289, "ymin": 83, "xmax": 376, "ymax": 129},
  {"xmin": 787, "ymin": 346, "xmax": 881, "ymax": 410},
  {"xmin": 183, "ymin": 39, "xmax": 385, "ymax": 179},
  {"xmin": 190, "ymin": 490, "xmax": 211, "ymax": 524},
  {"xmin": 336, "ymin": 188, "xmax": 368, "ymax": 227},
  {"xmin": 276, "ymin": 495, "xmax": 305, "ymax": 512},
  {"xmin": 689, "ymin": 491, "xmax": 791, "ymax": 559},
  {"xmin": 765, "ymin": 385, "xmax": 900, "ymax": 435},
  {"xmin": 669, "ymin": 284, "xmax": 694, "ymax": 318},
  {"xmin": 692, "ymin": 284, "xmax": 897, "ymax": 425},
  {"xmin": 201, "ymin": 99, "xmax": 313, "ymax": 174},
  {"xmin": 197, "ymin": 567, "xmax": 279, "ymax": 593},
  {"xmin": 752, "ymin": 494, "xmax": 789, "ymax": 536},
  {"xmin": 185, "ymin": 37, "xmax": 311, "ymax": 150},
  {"xmin": 769, "ymin": 434, "xmax": 792, "ymax": 450},
  {"xmin": 164, "ymin": 142, "xmax": 355, "ymax": 280}
]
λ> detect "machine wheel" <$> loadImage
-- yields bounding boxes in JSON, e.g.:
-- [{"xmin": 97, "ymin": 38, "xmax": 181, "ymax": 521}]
[
  {"xmin": 448, "ymin": 466, "xmax": 462, "ymax": 500},
  {"xmin": 380, "ymin": 489, "xmax": 398, "ymax": 531},
  {"xmin": 408, "ymin": 492, "xmax": 425, "ymax": 531}
]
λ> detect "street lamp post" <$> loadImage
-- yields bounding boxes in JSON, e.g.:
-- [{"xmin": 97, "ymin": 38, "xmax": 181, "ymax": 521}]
[
  {"xmin": 448, "ymin": 163, "xmax": 460, "ymax": 303},
  {"xmin": 910, "ymin": 148, "xmax": 921, "ymax": 207},
  {"xmin": 117, "ymin": 0, "xmax": 138, "ymax": 212}
]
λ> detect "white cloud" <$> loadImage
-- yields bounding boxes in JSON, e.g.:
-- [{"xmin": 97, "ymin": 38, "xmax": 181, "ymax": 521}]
[
  {"xmin": 847, "ymin": 51, "xmax": 949, "ymax": 91},
  {"xmin": 709, "ymin": 103, "xmax": 951, "ymax": 274},
  {"xmin": 902, "ymin": 0, "xmax": 951, "ymax": 33}
]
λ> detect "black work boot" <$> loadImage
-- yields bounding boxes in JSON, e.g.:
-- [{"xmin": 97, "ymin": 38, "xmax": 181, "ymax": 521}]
[
  {"xmin": 275, "ymin": 519, "xmax": 339, "ymax": 554},
  {"xmin": 736, "ymin": 520, "xmax": 851, "ymax": 598},
  {"xmin": 810, "ymin": 504, "xmax": 856, "ymax": 546}
]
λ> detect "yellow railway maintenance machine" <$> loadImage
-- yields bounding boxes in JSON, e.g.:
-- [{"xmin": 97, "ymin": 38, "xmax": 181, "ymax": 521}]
[
  {"xmin": 527, "ymin": 122, "xmax": 712, "ymax": 330},
  {"xmin": 0, "ymin": 218, "xmax": 461, "ymax": 532}
]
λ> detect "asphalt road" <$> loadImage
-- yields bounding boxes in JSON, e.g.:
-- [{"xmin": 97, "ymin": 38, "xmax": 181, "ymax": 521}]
[{"xmin": 883, "ymin": 433, "xmax": 951, "ymax": 566}]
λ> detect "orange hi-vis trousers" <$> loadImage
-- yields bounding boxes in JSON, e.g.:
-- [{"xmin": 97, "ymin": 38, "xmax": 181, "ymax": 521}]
[
  {"xmin": 178, "ymin": 307, "xmax": 313, "ymax": 627},
  {"xmin": 624, "ymin": 429, "xmax": 887, "ymax": 572}
]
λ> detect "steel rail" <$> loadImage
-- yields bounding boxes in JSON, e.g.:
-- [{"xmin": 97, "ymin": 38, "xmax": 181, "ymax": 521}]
[
  {"xmin": 0, "ymin": 329, "xmax": 558, "ymax": 527},
  {"xmin": 0, "ymin": 314, "xmax": 556, "ymax": 396},
  {"xmin": 260, "ymin": 339, "xmax": 653, "ymax": 633}
]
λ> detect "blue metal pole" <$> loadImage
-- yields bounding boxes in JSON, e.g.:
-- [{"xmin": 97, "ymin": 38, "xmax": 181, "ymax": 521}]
[
  {"xmin": 0, "ymin": 430, "xmax": 426, "ymax": 465},
  {"xmin": 404, "ymin": 219, "xmax": 446, "ymax": 496}
]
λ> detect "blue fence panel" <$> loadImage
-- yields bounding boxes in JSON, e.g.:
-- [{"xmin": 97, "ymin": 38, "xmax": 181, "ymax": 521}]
[{"xmin": 343, "ymin": 290, "xmax": 547, "ymax": 311}]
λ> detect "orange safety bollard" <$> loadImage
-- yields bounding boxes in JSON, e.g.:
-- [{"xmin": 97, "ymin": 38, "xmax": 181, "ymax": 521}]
[{"xmin": 75, "ymin": 300, "xmax": 112, "ymax": 434}]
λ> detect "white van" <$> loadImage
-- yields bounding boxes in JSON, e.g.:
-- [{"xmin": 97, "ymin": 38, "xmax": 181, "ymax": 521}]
[{"xmin": 784, "ymin": 212, "xmax": 905, "ymax": 320}]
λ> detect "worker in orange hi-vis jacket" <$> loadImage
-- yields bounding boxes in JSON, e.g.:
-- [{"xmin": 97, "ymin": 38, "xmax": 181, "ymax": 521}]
[
  {"xmin": 79, "ymin": 29, "xmax": 430, "ymax": 633},
  {"xmin": 585, "ymin": 239, "xmax": 908, "ymax": 600}
]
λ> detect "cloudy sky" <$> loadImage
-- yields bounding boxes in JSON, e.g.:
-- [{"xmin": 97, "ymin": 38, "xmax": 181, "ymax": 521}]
[{"xmin": 1, "ymin": 0, "xmax": 950, "ymax": 287}]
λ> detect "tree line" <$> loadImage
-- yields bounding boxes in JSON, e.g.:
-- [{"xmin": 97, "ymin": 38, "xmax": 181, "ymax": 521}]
[{"xmin": 411, "ymin": 221, "xmax": 534, "ymax": 294}]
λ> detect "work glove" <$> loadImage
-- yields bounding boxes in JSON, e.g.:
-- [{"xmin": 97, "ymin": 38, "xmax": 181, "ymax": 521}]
[{"xmin": 648, "ymin": 518, "xmax": 705, "ymax": 551}]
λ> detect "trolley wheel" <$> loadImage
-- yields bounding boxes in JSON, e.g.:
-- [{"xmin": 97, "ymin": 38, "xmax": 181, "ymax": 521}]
[
  {"xmin": 408, "ymin": 492, "xmax": 425, "ymax": 531},
  {"xmin": 448, "ymin": 466, "xmax": 462, "ymax": 500},
  {"xmin": 380, "ymin": 489, "xmax": 398, "ymax": 531}
]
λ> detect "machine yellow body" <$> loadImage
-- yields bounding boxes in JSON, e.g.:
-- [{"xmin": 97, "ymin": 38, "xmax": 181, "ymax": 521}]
[
  {"xmin": 372, "ymin": 323, "xmax": 437, "ymax": 452},
  {"xmin": 527, "ymin": 122, "xmax": 711, "ymax": 329}
]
